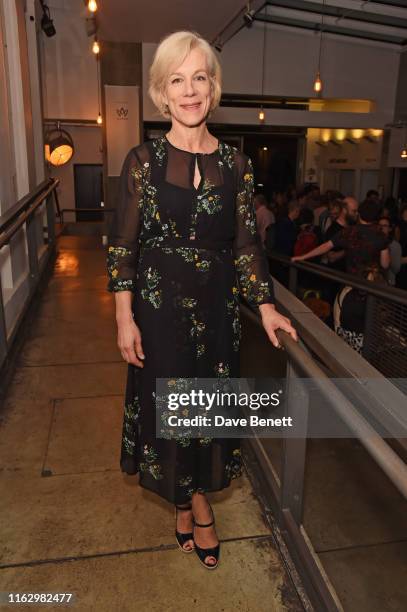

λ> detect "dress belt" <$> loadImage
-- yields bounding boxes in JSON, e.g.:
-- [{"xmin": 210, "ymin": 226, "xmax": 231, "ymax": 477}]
[{"xmin": 142, "ymin": 237, "xmax": 234, "ymax": 252}]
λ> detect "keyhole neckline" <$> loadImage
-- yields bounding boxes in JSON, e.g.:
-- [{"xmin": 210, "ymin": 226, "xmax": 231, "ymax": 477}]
[{"xmin": 164, "ymin": 134, "xmax": 220, "ymax": 156}]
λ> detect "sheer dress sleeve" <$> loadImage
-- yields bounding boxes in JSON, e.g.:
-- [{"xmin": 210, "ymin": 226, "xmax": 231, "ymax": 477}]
[
  {"xmin": 106, "ymin": 147, "xmax": 144, "ymax": 292},
  {"xmin": 233, "ymin": 154, "xmax": 275, "ymax": 306}
]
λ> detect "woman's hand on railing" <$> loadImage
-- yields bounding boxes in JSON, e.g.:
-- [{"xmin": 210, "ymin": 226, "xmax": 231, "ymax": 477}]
[
  {"xmin": 117, "ymin": 318, "xmax": 145, "ymax": 367},
  {"xmin": 259, "ymin": 303, "xmax": 298, "ymax": 348}
]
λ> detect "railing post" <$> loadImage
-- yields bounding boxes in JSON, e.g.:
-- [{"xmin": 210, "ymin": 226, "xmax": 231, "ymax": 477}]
[
  {"xmin": 362, "ymin": 294, "xmax": 376, "ymax": 360},
  {"xmin": 46, "ymin": 192, "xmax": 56, "ymax": 245},
  {"xmin": 280, "ymin": 360, "xmax": 309, "ymax": 525},
  {"xmin": 0, "ymin": 274, "xmax": 8, "ymax": 368},
  {"xmin": 288, "ymin": 265, "xmax": 298, "ymax": 294},
  {"xmin": 26, "ymin": 212, "xmax": 40, "ymax": 289}
]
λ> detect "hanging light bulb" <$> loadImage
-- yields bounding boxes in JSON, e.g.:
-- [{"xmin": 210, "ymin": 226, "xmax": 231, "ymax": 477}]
[
  {"xmin": 258, "ymin": 7, "xmax": 267, "ymax": 123},
  {"xmin": 313, "ymin": 72, "xmax": 322, "ymax": 94},
  {"xmin": 88, "ymin": 0, "xmax": 97, "ymax": 12},
  {"xmin": 92, "ymin": 38, "xmax": 100, "ymax": 54},
  {"xmin": 313, "ymin": 0, "xmax": 325, "ymax": 97},
  {"xmin": 97, "ymin": 113, "xmax": 102, "ymax": 125}
]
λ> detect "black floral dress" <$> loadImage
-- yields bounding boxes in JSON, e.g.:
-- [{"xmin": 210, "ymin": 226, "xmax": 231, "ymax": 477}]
[{"xmin": 106, "ymin": 135, "xmax": 275, "ymax": 504}]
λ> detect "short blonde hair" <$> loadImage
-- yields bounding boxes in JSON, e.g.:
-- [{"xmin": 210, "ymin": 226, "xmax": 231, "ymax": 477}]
[{"xmin": 148, "ymin": 30, "xmax": 222, "ymax": 118}]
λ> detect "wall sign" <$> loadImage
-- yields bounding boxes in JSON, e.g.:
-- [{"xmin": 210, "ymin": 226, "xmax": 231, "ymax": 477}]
[{"xmin": 105, "ymin": 85, "xmax": 140, "ymax": 176}]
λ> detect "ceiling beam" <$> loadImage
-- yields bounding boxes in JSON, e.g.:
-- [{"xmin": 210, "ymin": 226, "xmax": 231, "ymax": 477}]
[
  {"xmin": 257, "ymin": 11, "xmax": 406, "ymax": 45},
  {"xmin": 266, "ymin": 0, "xmax": 407, "ymax": 30}
]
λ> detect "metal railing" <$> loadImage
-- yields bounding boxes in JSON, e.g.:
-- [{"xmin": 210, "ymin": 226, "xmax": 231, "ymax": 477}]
[
  {"xmin": 267, "ymin": 252, "xmax": 407, "ymax": 379},
  {"xmin": 0, "ymin": 178, "xmax": 59, "ymax": 377},
  {"xmin": 240, "ymin": 277, "xmax": 407, "ymax": 611}
]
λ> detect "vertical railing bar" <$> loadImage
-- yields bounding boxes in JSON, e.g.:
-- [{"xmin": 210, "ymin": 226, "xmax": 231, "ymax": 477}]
[{"xmin": 280, "ymin": 359, "xmax": 309, "ymax": 526}]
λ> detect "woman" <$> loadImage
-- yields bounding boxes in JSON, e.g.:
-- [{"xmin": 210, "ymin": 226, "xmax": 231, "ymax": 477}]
[{"xmin": 106, "ymin": 30, "xmax": 297, "ymax": 570}]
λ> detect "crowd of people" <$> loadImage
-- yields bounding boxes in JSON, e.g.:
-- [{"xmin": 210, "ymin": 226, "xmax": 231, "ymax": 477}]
[{"xmin": 254, "ymin": 185, "xmax": 407, "ymax": 353}]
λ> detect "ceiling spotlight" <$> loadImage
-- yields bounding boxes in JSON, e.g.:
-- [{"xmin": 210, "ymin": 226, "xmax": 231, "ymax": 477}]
[
  {"xmin": 92, "ymin": 38, "xmax": 100, "ymax": 54},
  {"xmin": 44, "ymin": 124, "xmax": 74, "ymax": 166},
  {"xmin": 243, "ymin": 2, "xmax": 255, "ymax": 28},
  {"xmin": 88, "ymin": 0, "xmax": 98, "ymax": 11},
  {"xmin": 40, "ymin": 1, "xmax": 56, "ymax": 37}
]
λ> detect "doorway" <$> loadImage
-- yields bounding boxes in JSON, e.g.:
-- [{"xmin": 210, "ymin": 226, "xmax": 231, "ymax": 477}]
[{"xmin": 74, "ymin": 164, "xmax": 103, "ymax": 222}]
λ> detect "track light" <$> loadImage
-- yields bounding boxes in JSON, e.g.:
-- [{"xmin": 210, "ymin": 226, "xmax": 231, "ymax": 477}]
[
  {"xmin": 40, "ymin": 1, "xmax": 56, "ymax": 37},
  {"xmin": 244, "ymin": 9, "xmax": 255, "ymax": 27}
]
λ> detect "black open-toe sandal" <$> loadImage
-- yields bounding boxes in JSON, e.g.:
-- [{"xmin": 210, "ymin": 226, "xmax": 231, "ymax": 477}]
[
  {"xmin": 193, "ymin": 505, "xmax": 220, "ymax": 569},
  {"xmin": 174, "ymin": 503, "xmax": 195, "ymax": 553}
]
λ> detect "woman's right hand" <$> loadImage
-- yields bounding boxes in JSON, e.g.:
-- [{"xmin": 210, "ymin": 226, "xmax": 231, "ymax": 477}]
[{"xmin": 117, "ymin": 319, "xmax": 145, "ymax": 367}]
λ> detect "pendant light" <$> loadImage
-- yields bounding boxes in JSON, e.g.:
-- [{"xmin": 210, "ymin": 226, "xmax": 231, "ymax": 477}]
[
  {"xmin": 96, "ymin": 52, "xmax": 102, "ymax": 124},
  {"xmin": 314, "ymin": 0, "xmax": 325, "ymax": 96},
  {"xmin": 401, "ymin": 124, "xmax": 407, "ymax": 159},
  {"xmin": 259, "ymin": 5, "xmax": 267, "ymax": 123}
]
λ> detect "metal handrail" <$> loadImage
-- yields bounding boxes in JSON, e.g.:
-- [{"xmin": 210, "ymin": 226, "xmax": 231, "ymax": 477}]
[
  {"xmin": 0, "ymin": 178, "xmax": 59, "ymax": 249},
  {"xmin": 242, "ymin": 302, "xmax": 407, "ymax": 499},
  {"xmin": 0, "ymin": 178, "xmax": 59, "ymax": 375},
  {"xmin": 268, "ymin": 251, "xmax": 407, "ymax": 306}
]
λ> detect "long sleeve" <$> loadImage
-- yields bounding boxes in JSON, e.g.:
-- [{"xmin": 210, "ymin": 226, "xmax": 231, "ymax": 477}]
[
  {"xmin": 233, "ymin": 154, "xmax": 275, "ymax": 306},
  {"xmin": 106, "ymin": 147, "xmax": 144, "ymax": 292}
]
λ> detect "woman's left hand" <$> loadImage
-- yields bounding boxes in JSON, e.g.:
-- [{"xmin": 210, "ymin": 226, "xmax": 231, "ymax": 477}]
[{"xmin": 259, "ymin": 304, "xmax": 298, "ymax": 348}]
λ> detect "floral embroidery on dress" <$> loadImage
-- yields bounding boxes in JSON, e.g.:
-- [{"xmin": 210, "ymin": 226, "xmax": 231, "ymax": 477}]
[
  {"xmin": 235, "ymin": 254, "xmax": 272, "ymax": 305},
  {"xmin": 196, "ymin": 179, "xmax": 222, "ymax": 215},
  {"xmin": 214, "ymin": 362, "xmax": 230, "ymax": 377},
  {"xmin": 236, "ymin": 161, "xmax": 257, "ymax": 235},
  {"xmin": 190, "ymin": 313, "xmax": 205, "ymax": 339},
  {"xmin": 219, "ymin": 141, "xmax": 236, "ymax": 170},
  {"xmin": 139, "ymin": 444, "xmax": 164, "ymax": 480},
  {"xmin": 122, "ymin": 395, "xmax": 140, "ymax": 455},
  {"xmin": 152, "ymin": 136, "xmax": 167, "ymax": 166},
  {"xmin": 141, "ymin": 266, "xmax": 162, "ymax": 308},
  {"xmin": 177, "ymin": 475, "xmax": 193, "ymax": 487},
  {"xmin": 225, "ymin": 448, "xmax": 243, "ymax": 479},
  {"xmin": 107, "ymin": 246, "xmax": 135, "ymax": 292}
]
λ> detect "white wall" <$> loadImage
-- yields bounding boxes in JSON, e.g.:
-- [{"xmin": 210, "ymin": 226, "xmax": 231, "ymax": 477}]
[
  {"xmin": 40, "ymin": 0, "xmax": 99, "ymax": 120},
  {"xmin": 142, "ymin": 22, "xmax": 400, "ymax": 128}
]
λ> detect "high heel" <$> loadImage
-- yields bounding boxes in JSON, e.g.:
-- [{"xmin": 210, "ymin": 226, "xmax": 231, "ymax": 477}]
[
  {"xmin": 193, "ymin": 504, "xmax": 220, "ymax": 569},
  {"xmin": 174, "ymin": 503, "xmax": 195, "ymax": 553}
]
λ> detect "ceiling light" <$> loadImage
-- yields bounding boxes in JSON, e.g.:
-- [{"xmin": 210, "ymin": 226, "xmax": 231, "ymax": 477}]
[
  {"xmin": 44, "ymin": 125, "xmax": 74, "ymax": 166},
  {"xmin": 88, "ymin": 0, "xmax": 97, "ymax": 12},
  {"xmin": 313, "ymin": 72, "xmax": 322, "ymax": 95},
  {"xmin": 243, "ymin": 5, "xmax": 255, "ymax": 28},
  {"xmin": 40, "ymin": 1, "xmax": 56, "ymax": 37}
]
